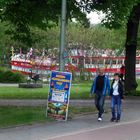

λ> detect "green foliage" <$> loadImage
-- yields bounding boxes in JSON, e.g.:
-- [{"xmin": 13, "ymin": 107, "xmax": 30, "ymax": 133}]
[
  {"xmin": 0, "ymin": 0, "xmax": 139, "ymax": 48},
  {"xmin": 0, "ymin": 0, "xmax": 89, "ymax": 46},
  {"xmin": 68, "ymin": 106, "xmax": 96, "ymax": 118},
  {"xmin": 0, "ymin": 22, "xmax": 10, "ymax": 54},
  {"xmin": 0, "ymin": 106, "xmax": 51, "ymax": 128},
  {"xmin": 0, "ymin": 1, "xmax": 139, "ymax": 61},
  {"xmin": 0, "ymin": 67, "xmax": 25, "ymax": 83},
  {"xmin": 0, "ymin": 22, "xmax": 128, "ymax": 58},
  {"xmin": 0, "ymin": 87, "xmax": 47, "ymax": 99},
  {"xmin": 78, "ymin": 0, "xmax": 140, "ymax": 28},
  {"xmin": 67, "ymin": 23, "xmax": 126, "ymax": 49},
  {"xmin": 32, "ymin": 23, "xmax": 126, "ymax": 50}
]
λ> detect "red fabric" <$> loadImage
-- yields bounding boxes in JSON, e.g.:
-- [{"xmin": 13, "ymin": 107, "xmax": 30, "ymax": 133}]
[{"xmin": 120, "ymin": 66, "xmax": 125, "ymax": 74}]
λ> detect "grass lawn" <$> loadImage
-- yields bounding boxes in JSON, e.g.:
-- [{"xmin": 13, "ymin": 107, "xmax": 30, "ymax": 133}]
[
  {"xmin": 136, "ymin": 80, "xmax": 140, "ymax": 90},
  {"xmin": 0, "ymin": 83, "xmax": 92, "ymax": 99},
  {"xmin": 0, "ymin": 106, "xmax": 96, "ymax": 128},
  {"xmin": 0, "ymin": 106, "xmax": 50, "ymax": 128},
  {"xmin": 0, "ymin": 79, "xmax": 140, "ymax": 99},
  {"xmin": 0, "ymin": 87, "xmax": 48, "ymax": 99}
]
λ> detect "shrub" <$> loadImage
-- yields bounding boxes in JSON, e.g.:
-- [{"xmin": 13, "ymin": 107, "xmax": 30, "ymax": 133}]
[{"xmin": 0, "ymin": 67, "xmax": 25, "ymax": 83}]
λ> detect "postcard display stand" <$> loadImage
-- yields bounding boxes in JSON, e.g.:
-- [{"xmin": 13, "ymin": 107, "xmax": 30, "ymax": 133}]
[{"xmin": 47, "ymin": 71, "xmax": 72, "ymax": 121}]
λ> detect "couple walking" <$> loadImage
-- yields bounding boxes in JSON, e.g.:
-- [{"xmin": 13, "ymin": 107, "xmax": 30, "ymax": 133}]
[{"xmin": 90, "ymin": 68, "xmax": 124, "ymax": 122}]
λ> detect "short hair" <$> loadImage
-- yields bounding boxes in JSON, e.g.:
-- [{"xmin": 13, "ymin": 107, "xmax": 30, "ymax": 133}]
[{"xmin": 114, "ymin": 73, "xmax": 120, "ymax": 77}]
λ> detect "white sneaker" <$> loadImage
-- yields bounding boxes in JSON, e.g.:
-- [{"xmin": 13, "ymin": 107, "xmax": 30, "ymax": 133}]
[{"xmin": 98, "ymin": 117, "xmax": 102, "ymax": 122}]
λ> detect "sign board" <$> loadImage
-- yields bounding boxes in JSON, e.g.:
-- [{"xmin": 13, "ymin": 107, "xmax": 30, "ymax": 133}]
[{"xmin": 47, "ymin": 71, "xmax": 72, "ymax": 121}]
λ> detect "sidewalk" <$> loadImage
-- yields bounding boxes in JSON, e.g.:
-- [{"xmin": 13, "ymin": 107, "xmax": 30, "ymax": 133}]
[
  {"xmin": 0, "ymin": 83, "xmax": 79, "ymax": 87},
  {"xmin": 0, "ymin": 100, "xmax": 140, "ymax": 140},
  {"xmin": 0, "ymin": 98, "xmax": 139, "ymax": 107},
  {"xmin": 0, "ymin": 83, "xmax": 18, "ymax": 87},
  {"xmin": 49, "ymin": 120, "xmax": 140, "ymax": 140}
]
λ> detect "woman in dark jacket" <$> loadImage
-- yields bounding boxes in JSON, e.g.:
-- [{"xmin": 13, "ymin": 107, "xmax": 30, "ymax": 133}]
[{"xmin": 110, "ymin": 73, "xmax": 124, "ymax": 122}]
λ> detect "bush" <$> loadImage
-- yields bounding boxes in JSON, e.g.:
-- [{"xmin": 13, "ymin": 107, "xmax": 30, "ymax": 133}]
[
  {"xmin": 126, "ymin": 91, "xmax": 140, "ymax": 96},
  {"xmin": 0, "ymin": 68, "xmax": 25, "ymax": 83}
]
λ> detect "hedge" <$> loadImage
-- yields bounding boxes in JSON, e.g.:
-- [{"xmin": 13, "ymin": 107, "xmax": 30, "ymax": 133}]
[{"xmin": 0, "ymin": 68, "xmax": 25, "ymax": 83}]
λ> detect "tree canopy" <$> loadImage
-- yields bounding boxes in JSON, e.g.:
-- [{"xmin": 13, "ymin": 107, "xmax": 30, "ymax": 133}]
[
  {"xmin": 0, "ymin": 22, "xmax": 127, "ymax": 52},
  {"xmin": 0, "ymin": 0, "xmax": 89, "ymax": 46},
  {"xmin": 0, "ymin": 0, "xmax": 139, "ymax": 45},
  {"xmin": 78, "ymin": 0, "xmax": 140, "ymax": 28}
]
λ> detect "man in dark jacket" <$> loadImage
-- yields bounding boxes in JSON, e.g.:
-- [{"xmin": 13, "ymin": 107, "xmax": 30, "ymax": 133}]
[
  {"xmin": 110, "ymin": 73, "xmax": 124, "ymax": 122},
  {"xmin": 90, "ymin": 68, "xmax": 110, "ymax": 122}
]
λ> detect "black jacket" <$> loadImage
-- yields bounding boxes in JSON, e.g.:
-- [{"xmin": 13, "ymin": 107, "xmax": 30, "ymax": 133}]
[{"xmin": 110, "ymin": 80, "xmax": 124, "ymax": 99}]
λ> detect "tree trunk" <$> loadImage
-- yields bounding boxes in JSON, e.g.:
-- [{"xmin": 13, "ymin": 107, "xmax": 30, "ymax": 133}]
[{"xmin": 125, "ymin": 4, "xmax": 140, "ymax": 93}]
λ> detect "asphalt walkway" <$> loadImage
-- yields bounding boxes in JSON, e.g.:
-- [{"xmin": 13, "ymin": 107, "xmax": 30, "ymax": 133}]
[
  {"xmin": 49, "ymin": 120, "xmax": 140, "ymax": 140},
  {"xmin": 0, "ymin": 98, "xmax": 139, "ymax": 107}
]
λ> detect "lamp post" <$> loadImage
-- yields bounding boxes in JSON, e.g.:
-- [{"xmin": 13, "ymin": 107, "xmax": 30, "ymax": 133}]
[{"xmin": 59, "ymin": 0, "xmax": 67, "ymax": 71}]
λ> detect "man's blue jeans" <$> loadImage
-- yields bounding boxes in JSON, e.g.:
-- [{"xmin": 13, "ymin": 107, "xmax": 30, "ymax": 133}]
[
  {"xmin": 111, "ymin": 95, "xmax": 121, "ymax": 120},
  {"xmin": 95, "ymin": 91, "xmax": 105, "ymax": 118}
]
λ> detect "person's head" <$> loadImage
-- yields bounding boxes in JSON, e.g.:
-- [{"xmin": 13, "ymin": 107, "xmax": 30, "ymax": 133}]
[
  {"xmin": 98, "ymin": 68, "xmax": 104, "ymax": 76},
  {"xmin": 114, "ymin": 73, "xmax": 120, "ymax": 81}
]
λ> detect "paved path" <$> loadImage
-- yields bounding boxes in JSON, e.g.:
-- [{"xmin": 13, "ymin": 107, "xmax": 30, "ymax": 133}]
[
  {"xmin": 0, "ymin": 99, "xmax": 94, "ymax": 107},
  {"xmin": 0, "ymin": 83, "xmax": 79, "ymax": 87},
  {"xmin": 0, "ymin": 83, "xmax": 19, "ymax": 87},
  {"xmin": 0, "ymin": 99, "xmax": 95, "ymax": 106},
  {"xmin": 49, "ymin": 120, "xmax": 140, "ymax": 140},
  {"xmin": 0, "ymin": 99, "xmax": 139, "ymax": 107},
  {"xmin": 0, "ymin": 100, "xmax": 140, "ymax": 140}
]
